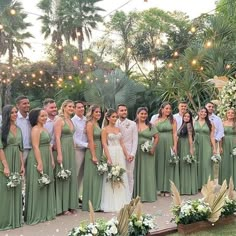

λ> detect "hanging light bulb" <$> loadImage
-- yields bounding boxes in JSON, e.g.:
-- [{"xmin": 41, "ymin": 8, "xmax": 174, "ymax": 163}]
[{"xmin": 10, "ymin": 9, "xmax": 16, "ymax": 15}]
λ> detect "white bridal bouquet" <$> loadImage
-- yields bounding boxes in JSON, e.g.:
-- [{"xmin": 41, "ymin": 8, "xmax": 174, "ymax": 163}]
[
  {"xmin": 211, "ymin": 154, "xmax": 221, "ymax": 163},
  {"xmin": 140, "ymin": 140, "xmax": 153, "ymax": 153},
  {"xmin": 169, "ymin": 147, "xmax": 179, "ymax": 165},
  {"xmin": 107, "ymin": 164, "xmax": 126, "ymax": 190},
  {"xmin": 183, "ymin": 154, "xmax": 197, "ymax": 164},
  {"xmin": 97, "ymin": 161, "xmax": 109, "ymax": 175},
  {"xmin": 38, "ymin": 172, "xmax": 51, "ymax": 187},
  {"xmin": 57, "ymin": 163, "xmax": 72, "ymax": 180},
  {"xmin": 6, "ymin": 172, "xmax": 22, "ymax": 188}
]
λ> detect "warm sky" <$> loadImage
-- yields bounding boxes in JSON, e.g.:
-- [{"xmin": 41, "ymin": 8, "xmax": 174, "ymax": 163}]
[{"xmin": 19, "ymin": 0, "xmax": 217, "ymax": 61}]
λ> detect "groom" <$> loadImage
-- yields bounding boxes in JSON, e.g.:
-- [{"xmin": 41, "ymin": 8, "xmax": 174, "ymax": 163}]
[{"xmin": 116, "ymin": 104, "xmax": 138, "ymax": 198}]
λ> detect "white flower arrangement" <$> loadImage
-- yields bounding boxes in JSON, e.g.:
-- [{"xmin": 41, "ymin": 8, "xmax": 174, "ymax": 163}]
[
  {"xmin": 57, "ymin": 163, "xmax": 71, "ymax": 180},
  {"xmin": 38, "ymin": 172, "xmax": 51, "ymax": 187},
  {"xmin": 68, "ymin": 218, "xmax": 119, "ymax": 236},
  {"xmin": 96, "ymin": 162, "xmax": 108, "ymax": 175},
  {"xmin": 211, "ymin": 154, "xmax": 221, "ymax": 163},
  {"xmin": 231, "ymin": 147, "xmax": 236, "ymax": 157},
  {"xmin": 221, "ymin": 196, "xmax": 236, "ymax": 216},
  {"xmin": 218, "ymin": 79, "xmax": 236, "ymax": 117},
  {"xmin": 140, "ymin": 140, "xmax": 153, "ymax": 153},
  {"xmin": 171, "ymin": 199, "xmax": 212, "ymax": 225},
  {"xmin": 6, "ymin": 172, "xmax": 22, "ymax": 188},
  {"xmin": 183, "ymin": 154, "xmax": 197, "ymax": 164},
  {"xmin": 128, "ymin": 214, "xmax": 155, "ymax": 236},
  {"xmin": 169, "ymin": 147, "xmax": 179, "ymax": 165},
  {"xmin": 107, "ymin": 164, "xmax": 126, "ymax": 190}
]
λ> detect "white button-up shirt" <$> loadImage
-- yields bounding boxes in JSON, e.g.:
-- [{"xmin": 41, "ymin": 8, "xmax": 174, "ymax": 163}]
[
  {"xmin": 173, "ymin": 113, "xmax": 183, "ymax": 131},
  {"xmin": 16, "ymin": 111, "xmax": 31, "ymax": 149},
  {"xmin": 71, "ymin": 115, "xmax": 88, "ymax": 149},
  {"xmin": 116, "ymin": 118, "xmax": 138, "ymax": 157},
  {"xmin": 44, "ymin": 117, "xmax": 56, "ymax": 145},
  {"xmin": 209, "ymin": 113, "xmax": 224, "ymax": 141},
  {"xmin": 150, "ymin": 114, "xmax": 159, "ymax": 124}
]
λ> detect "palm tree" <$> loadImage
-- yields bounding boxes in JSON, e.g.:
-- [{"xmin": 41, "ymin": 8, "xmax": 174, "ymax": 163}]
[
  {"xmin": 0, "ymin": 0, "xmax": 33, "ymax": 104},
  {"xmin": 57, "ymin": 0, "xmax": 104, "ymax": 68}
]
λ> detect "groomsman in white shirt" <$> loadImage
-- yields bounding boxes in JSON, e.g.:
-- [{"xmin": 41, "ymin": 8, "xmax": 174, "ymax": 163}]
[
  {"xmin": 71, "ymin": 101, "xmax": 88, "ymax": 195},
  {"xmin": 205, "ymin": 102, "xmax": 224, "ymax": 143},
  {"xmin": 173, "ymin": 101, "xmax": 188, "ymax": 131},
  {"xmin": 43, "ymin": 98, "xmax": 58, "ymax": 149},
  {"xmin": 116, "ymin": 104, "xmax": 138, "ymax": 198},
  {"xmin": 16, "ymin": 95, "xmax": 31, "ymax": 164}
]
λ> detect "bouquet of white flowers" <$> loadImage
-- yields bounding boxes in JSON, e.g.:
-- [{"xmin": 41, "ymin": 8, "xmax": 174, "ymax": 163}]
[
  {"xmin": 38, "ymin": 172, "xmax": 51, "ymax": 187},
  {"xmin": 6, "ymin": 172, "xmax": 22, "ymax": 188},
  {"xmin": 169, "ymin": 147, "xmax": 179, "ymax": 165},
  {"xmin": 68, "ymin": 218, "xmax": 119, "ymax": 236},
  {"xmin": 183, "ymin": 154, "xmax": 197, "ymax": 164},
  {"xmin": 231, "ymin": 147, "xmax": 236, "ymax": 158},
  {"xmin": 171, "ymin": 199, "xmax": 211, "ymax": 225},
  {"xmin": 107, "ymin": 164, "xmax": 126, "ymax": 190},
  {"xmin": 211, "ymin": 154, "xmax": 221, "ymax": 163},
  {"xmin": 57, "ymin": 163, "xmax": 71, "ymax": 180},
  {"xmin": 128, "ymin": 214, "xmax": 155, "ymax": 236},
  {"xmin": 140, "ymin": 140, "xmax": 153, "ymax": 153},
  {"xmin": 221, "ymin": 196, "xmax": 236, "ymax": 216},
  {"xmin": 97, "ymin": 161, "xmax": 109, "ymax": 175}
]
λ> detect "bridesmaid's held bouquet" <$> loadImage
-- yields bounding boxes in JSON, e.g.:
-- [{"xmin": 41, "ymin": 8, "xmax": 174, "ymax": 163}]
[
  {"xmin": 96, "ymin": 161, "xmax": 109, "ymax": 175},
  {"xmin": 38, "ymin": 172, "xmax": 51, "ymax": 187},
  {"xmin": 231, "ymin": 147, "xmax": 236, "ymax": 157},
  {"xmin": 6, "ymin": 172, "xmax": 22, "ymax": 188},
  {"xmin": 140, "ymin": 140, "xmax": 153, "ymax": 153},
  {"xmin": 183, "ymin": 154, "xmax": 197, "ymax": 164},
  {"xmin": 57, "ymin": 163, "xmax": 71, "ymax": 180},
  {"xmin": 107, "ymin": 164, "xmax": 126, "ymax": 190},
  {"xmin": 211, "ymin": 154, "xmax": 221, "ymax": 163},
  {"xmin": 169, "ymin": 147, "xmax": 179, "ymax": 165}
]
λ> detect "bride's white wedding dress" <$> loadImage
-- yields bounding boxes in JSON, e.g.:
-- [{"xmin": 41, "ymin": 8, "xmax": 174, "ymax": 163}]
[{"xmin": 101, "ymin": 132, "xmax": 131, "ymax": 212}]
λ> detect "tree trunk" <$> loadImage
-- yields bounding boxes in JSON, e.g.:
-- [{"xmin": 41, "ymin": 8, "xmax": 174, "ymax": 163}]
[{"xmin": 77, "ymin": 28, "xmax": 84, "ymax": 70}]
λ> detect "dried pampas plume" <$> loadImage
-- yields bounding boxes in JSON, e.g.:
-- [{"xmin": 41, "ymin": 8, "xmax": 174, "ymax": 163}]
[
  {"xmin": 170, "ymin": 181, "xmax": 181, "ymax": 206},
  {"xmin": 89, "ymin": 200, "xmax": 95, "ymax": 224}
]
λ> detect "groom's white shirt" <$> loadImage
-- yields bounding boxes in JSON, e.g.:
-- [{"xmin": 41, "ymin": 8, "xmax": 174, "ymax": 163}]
[{"xmin": 116, "ymin": 118, "xmax": 138, "ymax": 157}]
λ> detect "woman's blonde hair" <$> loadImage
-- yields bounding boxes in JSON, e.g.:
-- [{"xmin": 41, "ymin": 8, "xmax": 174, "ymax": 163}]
[
  {"xmin": 225, "ymin": 108, "xmax": 236, "ymax": 130},
  {"xmin": 58, "ymin": 99, "xmax": 74, "ymax": 117},
  {"xmin": 86, "ymin": 104, "xmax": 100, "ymax": 122}
]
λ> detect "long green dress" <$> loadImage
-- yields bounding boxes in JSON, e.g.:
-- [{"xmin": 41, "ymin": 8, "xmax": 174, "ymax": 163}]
[
  {"xmin": 218, "ymin": 126, "xmax": 236, "ymax": 185},
  {"xmin": 82, "ymin": 125, "xmax": 103, "ymax": 211},
  {"xmin": 133, "ymin": 127, "xmax": 158, "ymax": 202},
  {"xmin": 178, "ymin": 124, "xmax": 198, "ymax": 195},
  {"xmin": 0, "ymin": 128, "xmax": 23, "ymax": 230},
  {"xmin": 54, "ymin": 122, "xmax": 78, "ymax": 215},
  {"xmin": 25, "ymin": 130, "xmax": 56, "ymax": 224},
  {"xmin": 194, "ymin": 121, "xmax": 213, "ymax": 189},
  {"xmin": 155, "ymin": 119, "xmax": 179, "ymax": 192}
]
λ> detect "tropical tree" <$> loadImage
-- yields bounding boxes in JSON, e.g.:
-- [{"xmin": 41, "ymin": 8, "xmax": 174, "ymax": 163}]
[
  {"xmin": 57, "ymin": 0, "xmax": 104, "ymax": 67},
  {"xmin": 0, "ymin": 0, "xmax": 33, "ymax": 104}
]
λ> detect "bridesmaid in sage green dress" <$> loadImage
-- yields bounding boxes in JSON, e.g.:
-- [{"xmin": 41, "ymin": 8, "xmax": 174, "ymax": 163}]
[
  {"xmin": 153, "ymin": 102, "xmax": 179, "ymax": 195},
  {"xmin": 133, "ymin": 107, "xmax": 158, "ymax": 202},
  {"xmin": 177, "ymin": 111, "xmax": 198, "ymax": 195},
  {"xmin": 82, "ymin": 105, "xmax": 103, "ymax": 211},
  {"xmin": 0, "ymin": 105, "xmax": 24, "ymax": 230},
  {"xmin": 54, "ymin": 100, "xmax": 78, "ymax": 215},
  {"xmin": 194, "ymin": 107, "xmax": 216, "ymax": 189},
  {"xmin": 25, "ymin": 108, "xmax": 56, "ymax": 224},
  {"xmin": 219, "ymin": 108, "xmax": 236, "ymax": 186}
]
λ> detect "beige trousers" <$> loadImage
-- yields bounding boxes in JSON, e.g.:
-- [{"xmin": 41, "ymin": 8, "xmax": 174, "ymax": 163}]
[
  {"xmin": 75, "ymin": 148, "xmax": 85, "ymax": 195},
  {"xmin": 126, "ymin": 159, "xmax": 135, "ymax": 198}
]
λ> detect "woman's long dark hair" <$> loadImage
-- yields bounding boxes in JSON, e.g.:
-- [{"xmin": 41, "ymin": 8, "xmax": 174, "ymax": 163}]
[
  {"xmin": 29, "ymin": 108, "xmax": 42, "ymax": 127},
  {"xmin": 196, "ymin": 107, "xmax": 212, "ymax": 131},
  {"xmin": 178, "ymin": 110, "xmax": 195, "ymax": 139},
  {"xmin": 1, "ymin": 105, "xmax": 15, "ymax": 148},
  {"xmin": 158, "ymin": 102, "xmax": 174, "ymax": 124},
  {"xmin": 135, "ymin": 107, "xmax": 152, "ymax": 130}
]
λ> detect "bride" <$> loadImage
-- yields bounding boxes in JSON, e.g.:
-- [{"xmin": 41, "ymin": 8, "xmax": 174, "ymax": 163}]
[{"xmin": 100, "ymin": 108, "xmax": 131, "ymax": 212}]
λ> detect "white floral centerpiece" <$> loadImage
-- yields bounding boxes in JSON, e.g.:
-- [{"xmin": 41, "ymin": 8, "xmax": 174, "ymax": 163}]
[
  {"xmin": 183, "ymin": 154, "xmax": 197, "ymax": 164},
  {"xmin": 218, "ymin": 79, "xmax": 236, "ymax": 117},
  {"xmin": 6, "ymin": 172, "xmax": 22, "ymax": 188},
  {"xmin": 140, "ymin": 140, "xmax": 153, "ymax": 153},
  {"xmin": 211, "ymin": 154, "xmax": 221, "ymax": 163},
  {"xmin": 107, "ymin": 164, "xmax": 126, "ymax": 190},
  {"xmin": 57, "ymin": 163, "xmax": 71, "ymax": 180}
]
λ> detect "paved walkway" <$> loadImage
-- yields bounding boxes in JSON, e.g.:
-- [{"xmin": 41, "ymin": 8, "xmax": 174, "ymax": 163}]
[{"xmin": 1, "ymin": 193, "xmax": 202, "ymax": 236}]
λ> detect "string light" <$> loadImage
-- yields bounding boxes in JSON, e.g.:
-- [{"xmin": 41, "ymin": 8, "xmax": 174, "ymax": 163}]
[
  {"xmin": 10, "ymin": 9, "xmax": 16, "ymax": 15},
  {"xmin": 205, "ymin": 41, "xmax": 212, "ymax": 48},
  {"xmin": 73, "ymin": 56, "xmax": 78, "ymax": 61},
  {"xmin": 226, "ymin": 64, "xmax": 231, "ymax": 69},
  {"xmin": 200, "ymin": 66, "xmax": 204, "ymax": 71},
  {"xmin": 179, "ymin": 66, "xmax": 183, "ymax": 70},
  {"xmin": 190, "ymin": 27, "xmax": 196, "ymax": 33},
  {"xmin": 127, "ymin": 48, "xmax": 132, "ymax": 53},
  {"xmin": 173, "ymin": 51, "xmax": 179, "ymax": 57},
  {"xmin": 191, "ymin": 59, "xmax": 197, "ymax": 65},
  {"xmin": 0, "ymin": 24, "xmax": 3, "ymax": 30},
  {"xmin": 168, "ymin": 63, "xmax": 173, "ymax": 68}
]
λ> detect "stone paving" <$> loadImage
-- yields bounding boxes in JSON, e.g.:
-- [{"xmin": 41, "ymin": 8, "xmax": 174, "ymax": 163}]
[{"xmin": 1, "ymin": 193, "xmax": 202, "ymax": 236}]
